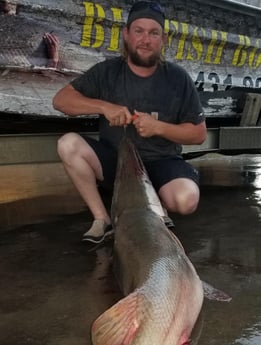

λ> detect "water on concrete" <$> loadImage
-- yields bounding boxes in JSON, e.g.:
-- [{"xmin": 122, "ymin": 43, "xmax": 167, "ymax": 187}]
[{"xmin": 0, "ymin": 154, "xmax": 261, "ymax": 345}]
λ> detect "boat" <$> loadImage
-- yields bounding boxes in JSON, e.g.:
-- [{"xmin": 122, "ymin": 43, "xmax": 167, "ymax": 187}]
[{"xmin": 0, "ymin": 0, "xmax": 260, "ymax": 206}]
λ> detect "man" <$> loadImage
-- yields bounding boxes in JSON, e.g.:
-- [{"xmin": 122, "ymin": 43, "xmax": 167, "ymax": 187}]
[{"xmin": 53, "ymin": 1, "xmax": 206, "ymax": 243}]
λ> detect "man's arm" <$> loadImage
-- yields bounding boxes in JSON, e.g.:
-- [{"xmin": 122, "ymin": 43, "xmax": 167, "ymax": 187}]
[
  {"xmin": 53, "ymin": 84, "xmax": 107, "ymax": 116},
  {"xmin": 53, "ymin": 84, "xmax": 132, "ymax": 125},
  {"xmin": 155, "ymin": 121, "xmax": 207, "ymax": 145},
  {"xmin": 132, "ymin": 111, "xmax": 206, "ymax": 145}
]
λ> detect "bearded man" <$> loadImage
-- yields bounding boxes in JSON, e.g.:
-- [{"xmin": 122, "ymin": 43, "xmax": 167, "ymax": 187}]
[{"xmin": 53, "ymin": 1, "xmax": 206, "ymax": 243}]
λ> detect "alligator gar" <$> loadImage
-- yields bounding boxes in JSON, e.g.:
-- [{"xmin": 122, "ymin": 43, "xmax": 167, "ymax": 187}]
[{"xmin": 91, "ymin": 137, "xmax": 204, "ymax": 345}]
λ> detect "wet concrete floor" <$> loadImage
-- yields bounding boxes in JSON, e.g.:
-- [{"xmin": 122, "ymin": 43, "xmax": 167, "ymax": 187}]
[{"xmin": 0, "ymin": 153, "xmax": 261, "ymax": 345}]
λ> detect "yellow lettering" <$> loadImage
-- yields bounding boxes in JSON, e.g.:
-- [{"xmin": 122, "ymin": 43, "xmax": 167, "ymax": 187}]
[
  {"xmin": 204, "ymin": 30, "xmax": 227, "ymax": 64},
  {"xmin": 175, "ymin": 23, "xmax": 189, "ymax": 60},
  {"xmin": 81, "ymin": 2, "xmax": 105, "ymax": 48},
  {"xmin": 79, "ymin": 5, "xmax": 260, "ymax": 74},
  {"xmin": 255, "ymin": 50, "xmax": 261, "ymax": 69},
  {"xmin": 166, "ymin": 20, "xmax": 178, "ymax": 49},
  {"xmin": 164, "ymin": 18, "xmax": 170, "ymax": 34},
  {"xmin": 186, "ymin": 27, "xmax": 204, "ymax": 61},
  {"xmin": 232, "ymin": 35, "xmax": 251, "ymax": 66},
  {"xmin": 107, "ymin": 7, "xmax": 123, "ymax": 52},
  {"xmin": 249, "ymin": 39, "xmax": 261, "ymax": 69}
]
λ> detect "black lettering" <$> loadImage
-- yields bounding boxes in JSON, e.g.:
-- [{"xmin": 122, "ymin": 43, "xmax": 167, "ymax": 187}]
[
  {"xmin": 208, "ymin": 72, "xmax": 220, "ymax": 91},
  {"xmin": 243, "ymin": 76, "xmax": 254, "ymax": 88},
  {"xmin": 195, "ymin": 71, "xmax": 205, "ymax": 91},
  {"xmin": 223, "ymin": 74, "xmax": 232, "ymax": 90}
]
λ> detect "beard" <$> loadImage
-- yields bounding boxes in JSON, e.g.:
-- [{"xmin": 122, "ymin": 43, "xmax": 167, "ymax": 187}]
[{"xmin": 124, "ymin": 41, "xmax": 160, "ymax": 67}]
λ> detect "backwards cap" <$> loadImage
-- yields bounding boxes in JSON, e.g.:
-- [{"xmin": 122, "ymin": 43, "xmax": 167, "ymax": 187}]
[{"xmin": 127, "ymin": 1, "xmax": 165, "ymax": 28}]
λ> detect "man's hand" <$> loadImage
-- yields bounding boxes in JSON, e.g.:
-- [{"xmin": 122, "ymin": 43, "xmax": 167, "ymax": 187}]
[
  {"xmin": 101, "ymin": 103, "xmax": 133, "ymax": 126},
  {"xmin": 132, "ymin": 111, "xmax": 158, "ymax": 137}
]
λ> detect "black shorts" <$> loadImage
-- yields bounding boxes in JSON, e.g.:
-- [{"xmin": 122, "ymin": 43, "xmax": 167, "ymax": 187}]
[{"xmin": 85, "ymin": 137, "xmax": 199, "ymax": 192}]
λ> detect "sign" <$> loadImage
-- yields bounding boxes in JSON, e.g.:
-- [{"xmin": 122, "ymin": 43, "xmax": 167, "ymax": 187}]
[{"xmin": 0, "ymin": 0, "xmax": 260, "ymax": 90}]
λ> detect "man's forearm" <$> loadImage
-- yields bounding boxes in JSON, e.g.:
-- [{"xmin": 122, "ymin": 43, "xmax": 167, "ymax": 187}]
[
  {"xmin": 155, "ymin": 121, "xmax": 207, "ymax": 145},
  {"xmin": 53, "ymin": 84, "xmax": 107, "ymax": 116}
]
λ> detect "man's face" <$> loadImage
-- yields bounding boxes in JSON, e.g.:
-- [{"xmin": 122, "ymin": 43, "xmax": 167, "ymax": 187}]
[{"xmin": 123, "ymin": 18, "xmax": 165, "ymax": 67}]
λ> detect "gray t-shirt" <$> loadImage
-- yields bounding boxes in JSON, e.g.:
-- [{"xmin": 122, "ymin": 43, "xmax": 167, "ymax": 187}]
[{"xmin": 71, "ymin": 57, "xmax": 204, "ymax": 161}]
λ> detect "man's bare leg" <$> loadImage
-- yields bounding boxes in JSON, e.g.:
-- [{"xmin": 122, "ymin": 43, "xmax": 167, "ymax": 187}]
[{"xmin": 57, "ymin": 133, "xmax": 112, "ymax": 242}]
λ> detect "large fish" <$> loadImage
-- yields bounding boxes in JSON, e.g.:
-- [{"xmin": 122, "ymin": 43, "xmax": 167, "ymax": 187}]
[{"xmin": 91, "ymin": 137, "xmax": 205, "ymax": 345}]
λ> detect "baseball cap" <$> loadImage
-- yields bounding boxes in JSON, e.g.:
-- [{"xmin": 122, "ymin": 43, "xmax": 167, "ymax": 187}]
[{"xmin": 127, "ymin": 1, "xmax": 165, "ymax": 28}]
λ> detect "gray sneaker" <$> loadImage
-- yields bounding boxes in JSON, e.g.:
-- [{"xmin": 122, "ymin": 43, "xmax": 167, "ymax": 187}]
[{"xmin": 82, "ymin": 219, "xmax": 114, "ymax": 244}]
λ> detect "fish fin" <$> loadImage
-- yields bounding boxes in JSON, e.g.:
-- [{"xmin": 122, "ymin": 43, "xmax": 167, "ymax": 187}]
[
  {"xmin": 91, "ymin": 291, "xmax": 141, "ymax": 345},
  {"xmin": 202, "ymin": 281, "xmax": 232, "ymax": 302}
]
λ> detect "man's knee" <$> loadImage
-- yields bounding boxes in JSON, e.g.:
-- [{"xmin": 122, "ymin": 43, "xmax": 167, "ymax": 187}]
[
  {"xmin": 178, "ymin": 192, "xmax": 199, "ymax": 214},
  {"xmin": 57, "ymin": 132, "xmax": 81, "ymax": 161},
  {"xmin": 160, "ymin": 184, "xmax": 200, "ymax": 215},
  {"xmin": 165, "ymin": 192, "xmax": 199, "ymax": 215}
]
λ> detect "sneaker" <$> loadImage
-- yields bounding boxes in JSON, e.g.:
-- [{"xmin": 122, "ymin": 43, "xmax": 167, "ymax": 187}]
[{"xmin": 82, "ymin": 219, "xmax": 114, "ymax": 244}]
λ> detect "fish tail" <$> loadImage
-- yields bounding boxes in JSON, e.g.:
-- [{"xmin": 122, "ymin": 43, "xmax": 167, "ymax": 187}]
[{"xmin": 91, "ymin": 291, "xmax": 141, "ymax": 345}]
